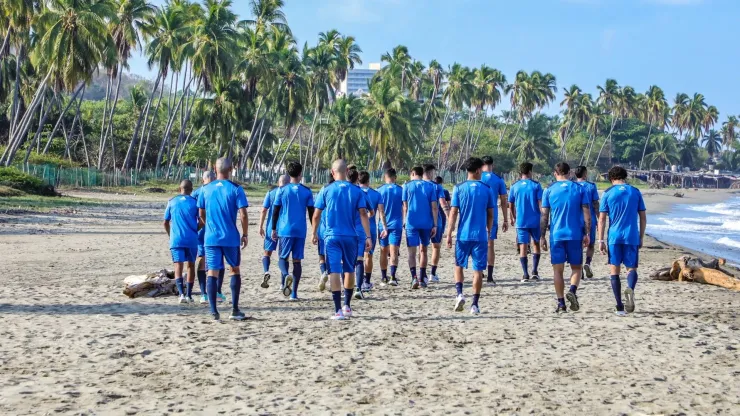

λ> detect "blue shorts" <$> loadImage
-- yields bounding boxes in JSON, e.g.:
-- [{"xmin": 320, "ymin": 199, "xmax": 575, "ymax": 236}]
[
  {"xmin": 325, "ymin": 236, "xmax": 358, "ymax": 274},
  {"xmin": 171, "ymin": 246, "xmax": 197, "ymax": 263},
  {"xmin": 406, "ymin": 228, "xmax": 431, "ymax": 247},
  {"xmin": 279, "ymin": 237, "xmax": 305, "ymax": 260},
  {"xmin": 588, "ymin": 226, "xmax": 596, "ymax": 247},
  {"xmin": 379, "ymin": 229, "xmax": 402, "ymax": 247},
  {"xmin": 318, "ymin": 237, "xmax": 326, "ymax": 256},
  {"xmin": 609, "ymin": 244, "xmax": 639, "ymax": 268},
  {"xmin": 205, "ymin": 246, "xmax": 241, "ymax": 271},
  {"xmin": 197, "ymin": 244, "xmax": 205, "ymax": 258},
  {"xmin": 367, "ymin": 229, "xmax": 377, "ymax": 255},
  {"xmin": 357, "ymin": 237, "xmax": 367, "ymax": 259},
  {"xmin": 432, "ymin": 219, "xmax": 446, "ymax": 244},
  {"xmin": 455, "ymin": 240, "xmax": 487, "ymax": 271},
  {"xmin": 516, "ymin": 227, "xmax": 541, "ymax": 244},
  {"xmin": 550, "ymin": 240, "xmax": 583, "ymax": 265},
  {"xmin": 489, "ymin": 222, "xmax": 498, "ymax": 241},
  {"xmin": 264, "ymin": 237, "xmax": 277, "ymax": 252}
]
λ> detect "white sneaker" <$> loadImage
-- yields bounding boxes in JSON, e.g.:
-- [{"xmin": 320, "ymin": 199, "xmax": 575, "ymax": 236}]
[
  {"xmin": 615, "ymin": 309, "xmax": 627, "ymax": 317},
  {"xmin": 361, "ymin": 282, "xmax": 372, "ymax": 292},
  {"xmin": 318, "ymin": 272, "xmax": 328, "ymax": 291},
  {"xmin": 187, "ymin": 296, "xmax": 195, "ymax": 304},
  {"xmin": 624, "ymin": 288, "xmax": 635, "ymax": 313},
  {"xmin": 470, "ymin": 305, "xmax": 480, "ymax": 315},
  {"xmin": 330, "ymin": 310, "xmax": 346, "ymax": 320},
  {"xmin": 354, "ymin": 289, "xmax": 364, "ymax": 300},
  {"xmin": 284, "ymin": 274, "xmax": 294, "ymax": 297},
  {"xmin": 178, "ymin": 295, "xmax": 188, "ymax": 304},
  {"xmin": 430, "ymin": 274, "xmax": 440, "ymax": 283},
  {"xmin": 389, "ymin": 278, "xmax": 399, "ymax": 287},
  {"xmin": 342, "ymin": 305, "xmax": 353, "ymax": 318},
  {"xmin": 454, "ymin": 294, "xmax": 466, "ymax": 312}
]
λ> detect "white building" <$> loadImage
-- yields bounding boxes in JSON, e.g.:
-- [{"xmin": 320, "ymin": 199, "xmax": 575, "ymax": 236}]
[{"xmin": 338, "ymin": 63, "xmax": 381, "ymax": 97}]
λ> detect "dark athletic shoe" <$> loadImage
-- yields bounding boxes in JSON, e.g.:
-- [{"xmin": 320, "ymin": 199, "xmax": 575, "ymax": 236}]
[
  {"xmin": 555, "ymin": 305, "xmax": 567, "ymax": 313},
  {"xmin": 229, "ymin": 309, "xmax": 246, "ymax": 321},
  {"xmin": 566, "ymin": 292, "xmax": 580, "ymax": 312},
  {"xmin": 283, "ymin": 275, "xmax": 293, "ymax": 297},
  {"xmin": 261, "ymin": 272, "xmax": 271, "ymax": 288},
  {"xmin": 584, "ymin": 264, "xmax": 594, "ymax": 279},
  {"xmin": 531, "ymin": 274, "xmax": 541, "ymax": 282},
  {"xmin": 212, "ymin": 312, "xmax": 220, "ymax": 321},
  {"xmin": 411, "ymin": 278, "xmax": 420, "ymax": 290},
  {"xmin": 624, "ymin": 288, "xmax": 635, "ymax": 313},
  {"xmin": 389, "ymin": 278, "xmax": 399, "ymax": 287},
  {"xmin": 520, "ymin": 275, "xmax": 530, "ymax": 283}
]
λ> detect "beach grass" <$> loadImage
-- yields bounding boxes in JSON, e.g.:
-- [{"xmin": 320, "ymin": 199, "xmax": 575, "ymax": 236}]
[{"xmin": 0, "ymin": 195, "xmax": 115, "ymax": 212}]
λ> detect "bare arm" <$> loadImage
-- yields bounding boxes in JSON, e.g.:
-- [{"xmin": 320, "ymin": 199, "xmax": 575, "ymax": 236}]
[
  {"xmin": 377, "ymin": 203, "xmax": 389, "ymax": 230},
  {"xmin": 446, "ymin": 207, "xmax": 459, "ymax": 248},
  {"xmin": 598, "ymin": 212, "xmax": 608, "ymax": 255},
  {"xmin": 486, "ymin": 207, "xmax": 494, "ymax": 234},
  {"xmin": 509, "ymin": 202, "xmax": 516, "ymax": 225},
  {"xmin": 539, "ymin": 207, "xmax": 550, "ymax": 238},
  {"xmin": 639, "ymin": 210, "xmax": 647, "ymax": 248},
  {"xmin": 431, "ymin": 201, "xmax": 439, "ymax": 228},
  {"xmin": 199, "ymin": 208, "xmax": 206, "ymax": 228},
  {"xmin": 239, "ymin": 207, "xmax": 248, "ymax": 248},
  {"xmin": 438, "ymin": 196, "xmax": 450, "ymax": 216},
  {"xmin": 402, "ymin": 201, "xmax": 408, "ymax": 228},
  {"xmin": 164, "ymin": 220, "xmax": 171, "ymax": 236},
  {"xmin": 259, "ymin": 208, "xmax": 268, "ymax": 238},
  {"xmin": 311, "ymin": 208, "xmax": 322, "ymax": 244},
  {"xmin": 307, "ymin": 206, "xmax": 315, "ymax": 225},
  {"xmin": 500, "ymin": 194, "xmax": 508, "ymax": 224},
  {"xmin": 582, "ymin": 205, "xmax": 592, "ymax": 234}
]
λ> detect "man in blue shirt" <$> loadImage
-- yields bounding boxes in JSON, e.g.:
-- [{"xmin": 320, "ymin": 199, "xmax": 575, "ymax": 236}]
[
  {"xmin": 359, "ymin": 171, "xmax": 381, "ymax": 292},
  {"xmin": 312, "ymin": 159, "xmax": 372, "ymax": 320},
  {"xmin": 508, "ymin": 162, "xmax": 543, "ymax": 282},
  {"xmin": 403, "ymin": 166, "xmax": 439, "ymax": 289},
  {"xmin": 164, "ymin": 180, "xmax": 200, "ymax": 304},
  {"xmin": 197, "ymin": 158, "xmax": 249, "ymax": 321},
  {"xmin": 192, "ymin": 171, "xmax": 214, "ymax": 304},
  {"xmin": 271, "ymin": 163, "xmax": 315, "ymax": 300},
  {"xmin": 540, "ymin": 163, "xmax": 592, "ymax": 313},
  {"xmin": 424, "ymin": 164, "xmax": 449, "ymax": 285},
  {"xmin": 316, "ymin": 176, "xmax": 335, "ymax": 291},
  {"xmin": 258, "ymin": 175, "xmax": 289, "ymax": 290},
  {"xmin": 446, "ymin": 157, "xmax": 495, "ymax": 315},
  {"xmin": 377, "ymin": 168, "xmax": 404, "ymax": 286},
  {"xmin": 481, "ymin": 156, "xmax": 510, "ymax": 286},
  {"xmin": 574, "ymin": 166, "xmax": 600, "ymax": 279},
  {"xmin": 598, "ymin": 166, "xmax": 647, "ymax": 317}
]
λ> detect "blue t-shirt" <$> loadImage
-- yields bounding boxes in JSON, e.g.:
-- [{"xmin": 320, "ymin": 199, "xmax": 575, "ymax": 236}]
[
  {"xmin": 600, "ymin": 184, "xmax": 646, "ymax": 245},
  {"xmin": 377, "ymin": 183, "xmax": 404, "ymax": 230},
  {"xmin": 196, "ymin": 179, "xmax": 249, "ymax": 247},
  {"xmin": 508, "ymin": 179, "xmax": 543, "ymax": 229},
  {"xmin": 362, "ymin": 185, "xmax": 382, "ymax": 227},
  {"xmin": 403, "ymin": 179, "xmax": 436, "ymax": 230},
  {"xmin": 451, "ymin": 180, "xmax": 495, "ymax": 242},
  {"xmin": 273, "ymin": 183, "xmax": 314, "ymax": 238},
  {"xmin": 353, "ymin": 185, "xmax": 372, "ymax": 239},
  {"xmin": 315, "ymin": 187, "xmax": 328, "ymax": 239},
  {"xmin": 262, "ymin": 187, "xmax": 280, "ymax": 233},
  {"xmin": 440, "ymin": 188, "xmax": 451, "ymax": 219},
  {"xmin": 192, "ymin": 186, "xmax": 206, "ymax": 245},
  {"xmin": 163, "ymin": 194, "xmax": 199, "ymax": 248},
  {"xmin": 576, "ymin": 180, "xmax": 600, "ymax": 229},
  {"xmin": 314, "ymin": 180, "xmax": 367, "ymax": 238},
  {"xmin": 482, "ymin": 171, "xmax": 508, "ymax": 224},
  {"xmin": 542, "ymin": 180, "xmax": 590, "ymax": 242},
  {"xmin": 425, "ymin": 180, "xmax": 446, "ymax": 227}
]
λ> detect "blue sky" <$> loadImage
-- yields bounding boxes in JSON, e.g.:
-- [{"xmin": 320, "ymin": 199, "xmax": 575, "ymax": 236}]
[{"xmin": 131, "ymin": 0, "xmax": 740, "ymax": 119}]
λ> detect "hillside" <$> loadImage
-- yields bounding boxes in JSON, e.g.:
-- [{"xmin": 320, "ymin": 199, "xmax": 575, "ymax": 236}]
[{"xmin": 84, "ymin": 71, "xmax": 157, "ymax": 101}]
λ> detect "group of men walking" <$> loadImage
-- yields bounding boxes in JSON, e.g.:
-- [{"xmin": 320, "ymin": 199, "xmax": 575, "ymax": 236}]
[{"xmin": 162, "ymin": 155, "xmax": 646, "ymax": 321}]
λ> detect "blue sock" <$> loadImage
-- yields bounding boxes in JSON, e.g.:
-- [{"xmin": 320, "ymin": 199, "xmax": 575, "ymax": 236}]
[
  {"xmin": 365, "ymin": 272, "xmax": 371, "ymax": 284},
  {"xmin": 586, "ymin": 256, "xmax": 593, "ymax": 265},
  {"xmin": 532, "ymin": 253, "xmax": 541, "ymax": 275},
  {"xmin": 472, "ymin": 293, "xmax": 480, "ymax": 307},
  {"xmin": 381, "ymin": 269, "xmax": 387, "ymax": 280},
  {"xmin": 431, "ymin": 265, "xmax": 438, "ymax": 276},
  {"xmin": 332, "ymin": 291, "xmax": 342, "ymax": 313},
  {"xmin": 420, "ymin": 268, "xmax": 427, "ymax": 281},
  {"xmin": 207, "ymin": 276, "xmax": 218, "ymax": 315},
  {"xmin": 319, "ymin": 262, "xmax": 327, "ymax": 275},
  {"xmin": 262, "ymin": 256, "xmax": 270, "ymax": 273},
  {"xmin": 558, "ymin": 297, "xmax": 566, "ymax": 307},
  {"xmin": 217, "ymin": 269, "xmax": 225, "ymax": 294},
  {"xmin": 610, "ymin": 275, "xmax": 624, "ymax": 310},
  {"xmin": 627, "ymin": 270, "xmax": 638, "ymax": 290},
  {"xmin": 390, "ymin": 265, "xmax": 397, "ymax": 278},
  {"xmin": 197, "ymin": 270, "xmax": 207, "ymax": 295},
  {"xmin": 278, "ymin": 258, "xmax": 289, "ymax": 286},
  {"xmin": 344, "ymin": 288, "xmax": 353, "ymax": 307},
  {"xmin": 519, "ymin": 257, "xmax": 529, "ymax": 277},
  {"xmin": 487, "ymin": 265, "xmax": 494, "ymax": 280},
  {"xmin": 230, "ymin": 275, "xmax": 241, "ymax": 310},
  {"xmin": 175, "ymin": 277, "xmax": 184, "ymax": 296},
  {"xmin": 455, "ymin": 282, "xmax": 463, "ymax": 295},
  {"xmin": 410, "ymin": 267, "xmax": 417, "ymax": 279},
  {"xmin": 569, "ymin": 285, "xmax": 577, "ymax": 295},
  {"xmin": 186, "ymin": 282, "xmax": 193, "ymax": 297},
  {"xmin": 292, "ymin": 262, "xmax": 302, "ymax": 298},
  {"xmin": 355, "ymin": 260, "xmax": 365, "ymax": 288}
]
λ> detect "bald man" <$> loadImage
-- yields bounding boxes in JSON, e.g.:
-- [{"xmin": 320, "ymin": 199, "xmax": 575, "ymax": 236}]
[
  {"xmin": 312, "ymin": 159, "xmax": 372, "ymax": 320},
  {"xmin": 259, "ymin": 174, "xmax": 290, "ymax": 290},
  {"xmin": 164, "ymin": 180, "xmax": 200, "ymax": 304},
  {"xmin": 192, "ymin": 170, "xmax": 215, "ymax": 304},
  {"xmin": 197, "ymin": 158, "xmax": 249, "ymax": 321}
]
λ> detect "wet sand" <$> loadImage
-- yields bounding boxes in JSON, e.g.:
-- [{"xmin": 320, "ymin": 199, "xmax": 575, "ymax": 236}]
[{"xmin": 0, "ymin": 188, "xmax": 738, "ymax": 415}]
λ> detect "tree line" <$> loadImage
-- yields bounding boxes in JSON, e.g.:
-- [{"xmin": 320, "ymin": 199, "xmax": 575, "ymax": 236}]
[{"xmin": 1, "ymin": 0, "xmax": 739, "ymax": 177}]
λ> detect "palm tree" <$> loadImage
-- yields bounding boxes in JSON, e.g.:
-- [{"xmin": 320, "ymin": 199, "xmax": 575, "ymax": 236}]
[
  {"xmin": 322, "ymin": 94, "xmax": 364, "ymax": 160},
  {"xmin": 243, "ymin": 0, "xmax": 289, "ymax": 35},
  {"xmin": 639, "ymin": 85, "xmax": 668, "ymax": 169},
  {"xmin": 380, "ymin": 45, "xmax": 411, "ymax": 91},
  {"xmin": 441, "ymin": 63, "xmax": 472, "ymax": 167},
  {"xmin": 703, "ymin": 129, "xmax": 722, "ymax": 160},
  {"xmin": 646, "ymin": 134, "xmax": 678, "ymax": 169},
  {"xmin": 677, "ymin": 135, "xmax": 700, "ymax": 170},
  {"xmin": 514, "ymin": 113, "xmax": 554, "ymax": 161},
  {"xmin": 722, "ymin": 115, "xmax": 738, "ymax": 153},
  {"xmin": 333, "ymin": 35, "xmax": 362, "ymax": 90},
  {"xmin": 671, "ymin": 92, "xmax": 689, "ymax": 139}
]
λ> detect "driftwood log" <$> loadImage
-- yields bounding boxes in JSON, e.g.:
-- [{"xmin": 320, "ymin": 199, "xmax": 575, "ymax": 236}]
[
  {"xmin": 650, "ymin": 256, "xmax": 740, "ymax": 291},
  {"xmin": 123, "ymin": 269, "xmax": 177, "ymax": 298}
]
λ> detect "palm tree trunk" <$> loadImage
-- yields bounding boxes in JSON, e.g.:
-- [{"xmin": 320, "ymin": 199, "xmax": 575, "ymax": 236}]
[
  {"xmin": 8, "ymin": 45, "xmax": 23, "ymax": 139},
  {"xmin": 124, "ymin": 72, "xmax": 162, "ymax": 169},
  {"xmin": 240, "ymin": 97, "xmax": 264, "ymax": 170},
  {"xmin": 471, "ymin": 113, "xmax": 487, "ymax": 155},
  {"xmin": 430, "ymin": 106, "xmax": 451, "ymax": 156},
  {"xmin": 97, "ymin": 72, "xmax": 113, "ymax": 168},
  {"xmin": 639, "ymin": 115, "xmax": 654, "ymax": 170},
  {"xmin": 155, "ymin": 78, "xmax": 193, "ymax": 169},
  {"xmin": 250, "ymin": 118, "xmax": 267, "ymax": 170},
  {"xmin": 508, "ymin": 119, "xmax": 525, "ymax": 152},
  {"xmin": 442, "ymin": 118, "xmax": 457, "ymax": 169},
  {"xmin": 24, "ymin": 95, "xmax": 56, "ymax": 164},
  {"xmin": 137, "ymin": 77, "xmax": 167, "ymax": 170},
  {"xmin": 424, "ymin": 82, "xmax": 439, "ymax": 123},
  {"xmin": 100, "ymin": 65, "xmax": 123, "ymax": 169},
  {"xmin": 594, "ymin": 117, "xmax": 618, "ymax": 167},
  {"xmin": 65, "ymin": 86, "xmax": 85, "ymax": 160},
  {"xmin": 42, "ymin": 84, "xmax": 85, "ymax": 154},
  {"xmin": 2, "ymin": 69, "xmax": 53, "ymax": 166},
  {"xmin": 271, "ymin": 125, "xmax": 301, "ymax": 175}
]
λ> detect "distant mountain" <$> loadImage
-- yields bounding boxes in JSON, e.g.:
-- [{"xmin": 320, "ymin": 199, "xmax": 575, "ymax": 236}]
[{"xmin": 84, "ymin": 71, "xmax": 157, "ymax": 101}]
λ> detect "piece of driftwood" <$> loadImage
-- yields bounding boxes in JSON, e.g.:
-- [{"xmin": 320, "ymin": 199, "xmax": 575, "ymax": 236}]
[
  {"xmin": 123, "ymin": 269, "xmax": 177, "ymax": 298},
  {"xmin": 660, "ymin": 256, "xmax": 740, "ymax": 291}
]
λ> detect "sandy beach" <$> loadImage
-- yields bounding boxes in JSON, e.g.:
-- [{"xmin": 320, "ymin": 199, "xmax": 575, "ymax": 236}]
[{"xmin": 0, "ymin": 188, "xmax": 738, "ymax": 415}]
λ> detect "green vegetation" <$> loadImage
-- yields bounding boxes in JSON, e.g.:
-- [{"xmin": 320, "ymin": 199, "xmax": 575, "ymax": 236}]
[
  {"xmin": 0, "ymin": 194, "xmax": 112, "ymax": 212},
  {"xmin": 0, "ymin": 0, "xmax": 738, "ymax": 181},
  {"xmin": 0, "ymin": 167, "xmax": 57, "ymax": 196}
]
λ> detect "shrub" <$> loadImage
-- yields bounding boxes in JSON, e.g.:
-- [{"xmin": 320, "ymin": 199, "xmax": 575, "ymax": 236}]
[{"xmin": 0, "ymin": 167, "xmax": 58, "ymax": 196}]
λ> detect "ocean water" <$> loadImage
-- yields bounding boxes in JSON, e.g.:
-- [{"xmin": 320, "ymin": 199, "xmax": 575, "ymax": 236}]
[{"xmin": 647, "ymin": 197, "xmax": 740, "ymax": 265}]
